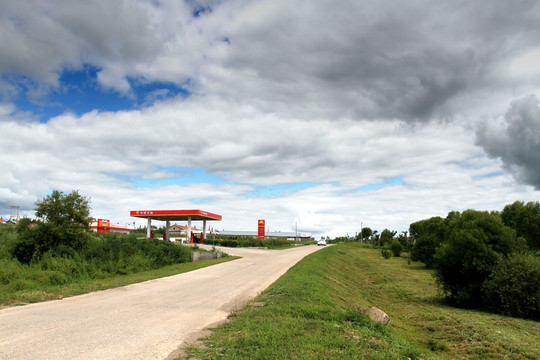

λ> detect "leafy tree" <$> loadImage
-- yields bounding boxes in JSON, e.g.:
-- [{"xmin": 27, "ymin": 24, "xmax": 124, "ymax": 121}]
[
  {"xmin": 360, "ymin": 227, "xmax": 372, "ymax": 241},
  {"xmin": 13, "ymin": 190, "xmax": 92, "ymax": 263},
  {"xmin": 501, "ymin": 201, "xmax": 540, "ymax": 250},
  {"xmin": 371, "ymin": 230, "xmax": 379, "ymax": 245},
  {"xmin": 483, "ymin": 253, "xmax": 540, "ymax": 320},
  {"xmin": 35, "ymin": 190, "xmax": 91, "ymax": 231},
  {"xmin": 409, "ymin": 216, "xmax": 448, "ymax": 267},
  {"xmin": 397, "ymin": 231, "xmax": 412, "ymax": 252},
  {"xmin": 432, "ymin": 210, "xmax": 521, "ymax": 308},
  {"xmin": 390, "ymin": 238, "xmax": 403, "ymax": 257},
  {"xmin": 379, "ymin": 229, "xmax": 396, "ymax": 247}
]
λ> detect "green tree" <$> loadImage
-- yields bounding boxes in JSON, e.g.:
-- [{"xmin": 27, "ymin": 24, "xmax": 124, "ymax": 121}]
[
  {"xmin": 13, "ymin": 190, "xmax": 92, "ymax": 263},
  {"xmin": 360, "ymin": 227, "xmax": 372, "ymax": 241},
  {"xmin": 501, "ymin": 201, "xmax": 540, "ymax": 250},
  {"xmin": 433, "ymin": 210, "xmax": 521, "ymax": 308},
  {"xmin": 483, "ymin": 253, "xmax": 540, "ymax": 320},
  {"xmin": 390, "ymin": 238, "xmax": 403, "ymax": 257},
  {"xmin": 371, "ymin": 230, "xmax": 379, "ymax": 245},
  {"xmin": 35, "ymin": 190, "xmax": 91, "ymax": 231},
  {"xmin": 379, "ymin": 229, "xmax": 396, "ymax": 247},
  {"xmin": 409, "ymin": 216, "xmax": 448, "ymax": 267}
]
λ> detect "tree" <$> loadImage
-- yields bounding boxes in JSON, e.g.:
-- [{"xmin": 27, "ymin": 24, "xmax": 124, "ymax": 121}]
[
  {"xmin": 483, "ymin": 253, "xmax": 540, "ymax": 320},
  {"xmin": 371, "ymin": 230, "xmax": 379, "ymax": 245},
  {"xmin": 13, "ymin": 190, "xmax": 92, "ymax": 263},
  {"xmin": 35, "ymin": 190, "xmax": 91, "ymax": 232},
  {"xmin": 379, "ymin": 229, "xmax": 396, "ymax": 247},
  {"xmin": 501, "ymin": 201, "xmax": 540, "ymax": 250},
  {"xmin": 432, "ymin": 210, "xmax": 522, "ymax": 308},
  {"xmin": 390, "ymin": 238, "xmax": 403, "ymax": 257},
  {"xmin": 361, "ymin": 227, "xmax": 372, "ymax": 241},
  {"xmin": 409, "ymin": 216, "xmax": 448, "ymax": 267}
]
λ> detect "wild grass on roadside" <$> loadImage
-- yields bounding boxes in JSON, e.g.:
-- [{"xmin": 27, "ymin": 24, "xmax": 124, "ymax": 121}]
[
  {"xmin": 0, "ymin": 256, "xmax": 238, "ymax": 306},
  {"xmin": 182, "ymin": 243, "xmax": 540, "ymax": 360},
  {"xmin": 1, "ymin": 225, "xmax": 237, "ymax": 306}
]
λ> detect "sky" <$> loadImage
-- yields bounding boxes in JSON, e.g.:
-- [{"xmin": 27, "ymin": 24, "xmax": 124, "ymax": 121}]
[{"xmin": 1, "ymin": 0, "xmax": 540, "ymax": 238}]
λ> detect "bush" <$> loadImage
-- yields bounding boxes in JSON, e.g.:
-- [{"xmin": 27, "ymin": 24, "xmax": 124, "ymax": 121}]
[
  {"xmin": 433, "ymin": 210, "xmax": 520, "ymax": 308},
  {"xmin": 379, "ymin": 229, "xmax": 397, "ymax": 247},
  {"xmin": 390, "ymin": 239, "xmax": 403, "ymax": 257},
  {"xmin": 12, "ymin": 218, "xmax": 92, "ymax": 264},
  {"xmin": 84, "ymin": 233, "xmax": 191, "ymax": 271},
  {"xmin": 483, "ymin": 253, "xmax": 540, "ymax": 320},
  {"xmin": 501, "ymin": 201, "xmax": 540, "ymax": 250},
  {"xmin": 409, "ymin": 216, "xmax": 448, "ymax": 267},
  {"xmin": 381, "ymin": 248, "xmax": 391, "ymax": 259},
  {"xmin": 206, "ymin": 235, "xmax": 291, "ymax": 248}
]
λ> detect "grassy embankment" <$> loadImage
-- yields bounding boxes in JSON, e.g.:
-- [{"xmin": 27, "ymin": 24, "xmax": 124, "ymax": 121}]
[
  {"xmin": 0, "ymin": 224, "xmax": 239, "ymax": 306},
  {"xmin": 183, "ymin": 243, "xmax": 540, "ymax": 360},
  {"xmin": 0, "ymin": 256, "xmax": 238, "ymax": 306}
]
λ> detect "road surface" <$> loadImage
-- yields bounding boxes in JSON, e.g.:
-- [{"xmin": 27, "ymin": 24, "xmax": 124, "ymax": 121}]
[{"xmin": 0, "ymin": 245, "xmax": 324, "ymax": 360}]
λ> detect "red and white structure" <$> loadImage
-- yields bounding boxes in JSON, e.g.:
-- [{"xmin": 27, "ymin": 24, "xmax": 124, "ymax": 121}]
[
  {"xmin": 130, "ymin": 209, "xmax": 222, "ymax": 242},
  {"xmin": 90, "ymin": 219, "xmax": 134, "ymax": 235}
]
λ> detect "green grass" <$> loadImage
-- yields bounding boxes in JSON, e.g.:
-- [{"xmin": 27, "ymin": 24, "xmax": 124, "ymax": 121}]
[
  {"xmin": 0, "ymin": 256, "xmax": 238, "ymax": 306},
  {"xmin": 182, "ymin": 243, "xmax": 540, "ymax": 360}
]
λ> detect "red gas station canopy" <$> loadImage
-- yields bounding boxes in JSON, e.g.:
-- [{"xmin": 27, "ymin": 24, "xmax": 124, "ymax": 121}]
[{"xmin": 130, "ymin": 209, "xmax": 222, "ymax": 222}]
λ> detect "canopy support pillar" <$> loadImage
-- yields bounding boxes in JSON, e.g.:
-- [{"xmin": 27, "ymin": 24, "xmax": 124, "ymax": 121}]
[
  {"xmin": 187, "ymin": 217, "xmax": 192, "ymax": 243},
  {"xmin": 203, "ymin": 220, "xmax": 207, "ymax": 242}
]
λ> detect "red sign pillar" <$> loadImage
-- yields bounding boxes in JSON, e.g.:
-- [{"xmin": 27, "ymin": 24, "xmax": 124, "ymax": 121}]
[{"xmin": 258, "ymin": 220, "xmax": 265, "ymax": 240}]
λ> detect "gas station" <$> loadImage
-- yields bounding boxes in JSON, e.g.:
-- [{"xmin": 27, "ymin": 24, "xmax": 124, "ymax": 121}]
[{"xmin": 130, "ymin": 209, "xmax": 222, "ymax": 242}]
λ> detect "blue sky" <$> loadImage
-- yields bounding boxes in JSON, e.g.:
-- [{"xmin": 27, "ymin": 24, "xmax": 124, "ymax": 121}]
[
  {"xmin": 1, "ymin": 0, "xmax": 540, "ymax": 237},
  {"xmin": 6, "ymin": 65, "xmax": 190, "ymax": 122}
]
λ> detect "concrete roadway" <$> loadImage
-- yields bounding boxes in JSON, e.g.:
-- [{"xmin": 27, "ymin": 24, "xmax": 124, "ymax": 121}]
[{"xmin": 0, "ymin": 245, "xmax": 324, "ymax": 360}]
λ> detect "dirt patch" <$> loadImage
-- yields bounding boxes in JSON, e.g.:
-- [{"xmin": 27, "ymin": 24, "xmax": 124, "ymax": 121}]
[{"xmin": 166, "ymin": 319, "xmax": 228, "ymax": 360}]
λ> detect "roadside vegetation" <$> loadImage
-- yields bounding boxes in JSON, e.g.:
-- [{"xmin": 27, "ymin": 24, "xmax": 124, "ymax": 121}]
[
  {"xmin": 409, "ymin": 204, "xmax": 540, "ymax": 321},
  {"xmin": 205, "ymin": 234, "xmax": 314, "ymax": 249},
  {"xmin": 183, "ymin": 243, "xmax": 540, "ymax": 360},
  {"xmin": 0, "ymin": 190, "xmax": 234, "ymax": 306},
  {"xmin": 324, "ymin": 202, "xmax": 540, "ymax": 321}
]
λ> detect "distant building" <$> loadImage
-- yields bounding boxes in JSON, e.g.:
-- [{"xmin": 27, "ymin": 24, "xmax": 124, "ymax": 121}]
[
  {"xmin": 166, "ymin": 223, "xmax": 205, "ymax": 243},
  {"xmin": 219, "ymin": 230, "xmax": 312, "ymax": 241},
  {"xmin": 90, "ymin": 219, "xmax": 133, "ymax": 235}
]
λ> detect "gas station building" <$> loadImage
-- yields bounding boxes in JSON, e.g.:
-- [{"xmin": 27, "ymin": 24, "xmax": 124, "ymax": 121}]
[{"xmin": 130, "ymin": 209, "xmax": 222, "ymax": 242}]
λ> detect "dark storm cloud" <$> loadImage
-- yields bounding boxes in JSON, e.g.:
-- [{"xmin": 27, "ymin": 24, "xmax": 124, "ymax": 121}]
[
  {"xmin": 2, "ymin": 0, "xmax": 540, "ymax": 123},
  {"xmin": 218, "ymin": 0, "xmax": 540, "ymax": 122},
  {"xmin": 476, "ymin": 95, "xmax": 540, "ymax": 189}
]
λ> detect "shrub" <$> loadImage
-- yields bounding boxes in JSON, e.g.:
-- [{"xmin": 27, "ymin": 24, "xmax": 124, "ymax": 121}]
[
  {"xmin": 379, "ymin": 229, "xmax": 397, "ymax": 247},
  {"xmin": 13, "ymin": 219, "xmax": 91, "ymax": 264},
  {"xmin": 501, "ymin": 201, "xmax": 540, "ymax": 250},
  {"xmin": 409, "ymin": 216, "xmax": 448, "ymax": 267},
  {"xmin": 432, "ymin": 210, "xmax": 519, "ymax": 308},
  {"xmin": 381, "ymin": 248, "xmax": 391, "ymax": 259},
  {"xmin": 483, "ymin": 253, "xmax": 540, "ymax": 320},
  {"xmin": 390, "ymin": 239, "xmax": 403, "ymax": 257}
]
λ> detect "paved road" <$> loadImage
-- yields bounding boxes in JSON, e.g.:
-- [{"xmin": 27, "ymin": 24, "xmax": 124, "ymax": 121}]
[{"xmin": 0, "ymin": 245, "xmax": 324, "ymax": 360}]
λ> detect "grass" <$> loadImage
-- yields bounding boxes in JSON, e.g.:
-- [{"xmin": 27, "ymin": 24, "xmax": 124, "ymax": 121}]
[
  {"xmin": 182, "ymin": 243, "xmax": 540, "ymax": 359},
  {"xmin": 0, "ymin": 256, "xmax": 238, "ymax": 307}
]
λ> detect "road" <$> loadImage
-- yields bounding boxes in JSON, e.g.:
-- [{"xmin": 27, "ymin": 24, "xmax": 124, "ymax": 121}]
[{"xmin": 0, "ymin": 245, "xmax": 324, "ymax": 360}]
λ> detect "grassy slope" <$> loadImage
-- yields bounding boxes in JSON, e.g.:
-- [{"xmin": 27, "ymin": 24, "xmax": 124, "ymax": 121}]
[
  {"xmin": 183, "ymin": 243, "xmax": 540, "ymax": 360},
  {"xmin": 0, "ymin": 257, "xmax": 238, "ymax": 306}
]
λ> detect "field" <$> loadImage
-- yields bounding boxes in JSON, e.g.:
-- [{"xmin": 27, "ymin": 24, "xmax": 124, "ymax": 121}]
[{"xmin": 183, "ymin": 243, "xmax": 540, "ymax": 359}]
